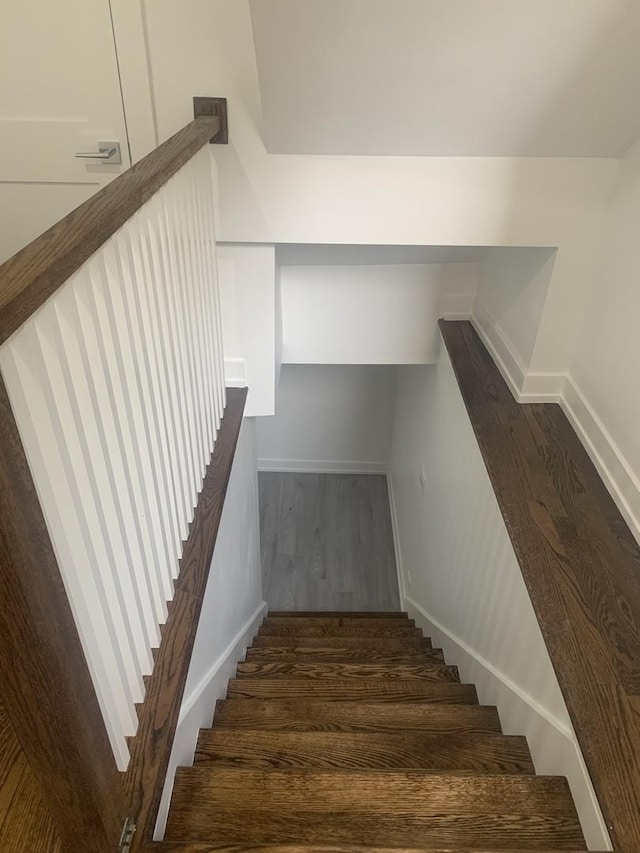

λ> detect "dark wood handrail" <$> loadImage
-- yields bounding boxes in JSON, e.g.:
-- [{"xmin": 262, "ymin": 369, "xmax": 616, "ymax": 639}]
[{"xmin": 0, "ymin": 116, "xmax": 220, "ymax": 347}]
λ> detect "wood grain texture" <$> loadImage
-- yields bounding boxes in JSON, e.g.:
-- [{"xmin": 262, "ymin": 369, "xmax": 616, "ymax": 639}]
[
  {"xmin": 0, "ymin": 375, "xmax": 124, "ymax": 852},
  {"xmin": 252, "ymin": 636, "xmax": 432, "ymax": 650},
  {"xmin": 0, "ymin": 117, "xmax": 219, "ymax": 344},
  {"xmin": 440, "ymin": 319, "xmax": 640, "ymax": 850},
  {"xmin": 125, "ymin": 388, "xmax": 247, "ymax": 852},
  {"xmin": 262, "ymin": 616, "xmax": 415, "ymax": 629},
  {"xmin": 165, "ymin": 769, "xmax": 583, "ymax": 848},
  {"xmin": 259, "ymin": 473, "xmax": 400, "ymax": 612},
  {"xmin": 245, "ymin": 646, "xmax": 445, "ymax": 663},
  {"xmin": 0, "ymin": 699, "xmax": 62, "ymax": 853},
  {"xmin": 194, "ymin": 729, "xmax": 534, "ymax": 774},
  {"xmin": 235, "ymin": 662, "xmax": 459, "ymax": 682},
  {"xmin": 150, "ymin": 845, "xmax": 598, "ymax": 853},
  {"xmin": 212, "ymin": 699, "xmax": 503, "ymax": 734},
  {"xmin": 267, "ymin": 612, "xmax": 409, "ymax": 618},
  {"xmin": 259, "ymin": 624, "xmax": 423, "ymax": 639},
  {"xmin": 227, "ymin": 678, "xmax": 478, "ymax": 704}
]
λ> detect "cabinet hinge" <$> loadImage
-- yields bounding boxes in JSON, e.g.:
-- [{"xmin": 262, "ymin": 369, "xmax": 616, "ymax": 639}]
[{"xmin": 119, "ymin": 817, "xmax": 136, "ymax": 853}]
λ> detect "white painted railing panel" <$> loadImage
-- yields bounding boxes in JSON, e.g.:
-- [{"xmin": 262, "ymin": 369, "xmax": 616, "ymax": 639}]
[{"xmin": 0, "ymin": 147, "xmax": 226, "ymax": 770}]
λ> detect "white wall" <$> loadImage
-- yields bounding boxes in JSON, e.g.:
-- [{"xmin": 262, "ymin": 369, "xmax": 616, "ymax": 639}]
[
  {"xmin": 566, "ymin": 134, "xmax": 640, "ymax": 546},
  {"xmin": 137, "ymin": 0, "xmax": 618, "ymax": 382},
  {"xmin": 249, "ymin": 1, "xmax": 640, "ymax": 158},
  {"xmin": 156, "ymin": 418, "xmax": 266, "ymax": 837},
  {"xmin": 257, "ymin": 364, "xmax": 396, "ymax": 473},
  {"xmin": 473, "ymin": 247, "xmax": 557, "ymax": 390},
  {"xmin": 218, "ymin": 243, "xmax": 276, "ymax": 416},
  {"xmin": 281, "ymin": 264, "xmax": 475, "ymax": 365},
  {"xmin": 388, "ymin": 336, "xmax": 611, "ymax": 851}
]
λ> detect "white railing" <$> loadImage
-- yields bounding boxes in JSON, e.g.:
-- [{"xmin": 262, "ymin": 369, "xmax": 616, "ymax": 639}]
[{"xmin": 0, "ymin": 146, "xmax": 225, "ymax": 769}]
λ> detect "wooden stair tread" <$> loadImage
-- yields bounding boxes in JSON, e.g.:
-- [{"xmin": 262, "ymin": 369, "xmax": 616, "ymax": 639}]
[
  {"xmin": 165, "ymin": 612, "xmax": 586, "ymax": 852},
  {"xmin": 245, "ymin": 646, "xmax": 444, "ymax": 664},
  {"xmin": 153, "ymin": 845, "xmax": 593, "ymax": 853},
  {"xmin": 165, "ymin": 769, "xmax": 584, "ymax": 848},
  {"xmin": 266, "ymin": 612, "xmax": 410, "ymax": 619},
  {"xmin": 263, "ymin": 617, "xmax": 415, "ymax": 628},
  {"xmin": 235, "ymin": 662, "xmax": 459, "ymax": 682},
  {"xmin": 227, "ymin": 679, "xmax": 478, "ymax": 703},
  {"xmin": 194, "ymin": 729, "xmax": 535, "ymax": 774},
  {"xmin": 252, "ymin": 636, "xmax": 432, "ymax": 650},
  {"xmin": 259, "ymin": 625, "xmax": 423, "ymax": 639},
  {"xmin": 213, "ymin": 700, "xmax": 503, "ymax": 733}
]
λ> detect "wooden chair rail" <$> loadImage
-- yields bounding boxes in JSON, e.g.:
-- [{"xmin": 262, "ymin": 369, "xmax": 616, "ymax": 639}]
[
  {"xmin": 0, "ymin": 116, "xmax": 220, "ymax": 346},
  {"xmin": 440, "ymin": 319, "xmax": 640, "ymax": 852}
]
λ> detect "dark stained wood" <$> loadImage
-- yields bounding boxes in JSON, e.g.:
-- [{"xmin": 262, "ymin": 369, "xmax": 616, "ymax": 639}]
[
  {"xmin": 252, "ymin": 635, "xmax": 432, "ymax": 650},
  {"xmin": 0, "ymin": 376, "xmax": 125, "ymax": 851},
  {"xmin": 235, "ymin": 661, "xmax": 460, "ymax": 682},
  {"xmin": 267, "ymin": 612, "xmax": 409, "ymax": 618},
  {"xmin": 227, "ymin": 678, "xmax": 477, "ymax": 704},
  {"xmin": 245, "ymin": 645, "xmax": 445, "ymax": 663},
  {"xmin": 165, "ymin": 769, "xmax": 584, "ymax": 848},
  {"xmin": 163, "ymin": 612, "xmax": 588, "ymax": 851},
  {"xmin": 0, "ymin": 116, "xmax": 220, "ymax": 345},
  {"xmin": 212, "ymin": 699, "xmax": 503, "ymax": 734},
  {"xmin": 259, "ymin": 624, "xmax": 423, "ymax": 639},
  {"xmin": 125, "ymin": 388, "xmax": 247, "ymax": 852},
  {"xmin": 149, "ymin": 845, "xmax": 598, "ymax": 853},
  {"xmin": 193, "ymin": 97, "xmax": 228, "ymax": 143},
  {"xmin": 194, "ymin": 729, "xmax": 535, "ymax": 774},
  {"xmin": 0, "ymin": 698, "xmax": 62, "ymax": 853},
  {"xmin": 440, "ymin": 320, "xmax": 640, "ymax": 850}
]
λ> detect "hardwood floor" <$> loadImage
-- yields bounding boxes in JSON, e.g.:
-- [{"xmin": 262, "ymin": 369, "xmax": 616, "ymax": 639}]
[
  {"xmin": 440, "ymin": 319, "xmax": 640, "ymax": 852},
  {"xmin": 0, "ymin": 698, "xmax": 61, "ymax": 853},
  {"xmin": 259, "ymin": 473, "xmax": 400, "ymax": 611}
]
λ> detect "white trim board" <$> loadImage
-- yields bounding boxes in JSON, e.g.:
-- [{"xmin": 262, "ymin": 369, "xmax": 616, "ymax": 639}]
[
  {"xmin": 471, "ymin": 307, "xmax": 565, "ymax": 403},
  {"xmin": 561, "ymin": 376, "xmax": 640, "ymax": 548},
  {"xmin": 404, "ymin": 595, "xmax": 612, "ymax": 851},
  {"xmin": 386, "ymin": 471, "xmax": 407, "ymax": 609},
  {"xmin": 257, "ymin": 459, "xmax": 388, "ymax": 475},
  {"xmin": 154, "ymin": 601, "xmax": 267, "ymax": 840}
]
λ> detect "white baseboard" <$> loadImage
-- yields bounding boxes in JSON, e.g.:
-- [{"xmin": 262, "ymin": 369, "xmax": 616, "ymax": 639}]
[
  {"xmin": 471, "ymin": 306, "xmax": 527, "ymax": 400},
  {"xmin": 405, "ymin": 595, "xmax": 612, "ymax": 851},
  {"xmin": 154, "ymin": 601, "xmax": 267, "ymax": 839},
  {"xmin": 258, "ymin": 458, "xmax": 388, "ymax": 475},
  {"xmin": 471, "ymin": 308, "xmax": 564, "ymax": 403},
  {"xmin": 224, "ymin": 357, "xmax": 247, "ymax": 388},
  {"xmin": 562, "ymin": 376, "xmax": 640, "ymax": 547},
  {"xmin": 386, "ymin": 471, "xmax": 407, "ymax": 607}
]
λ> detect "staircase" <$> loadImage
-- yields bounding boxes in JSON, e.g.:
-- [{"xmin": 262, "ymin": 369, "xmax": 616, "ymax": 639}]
[{"xmin": 165, "ymin": 612, "xmax": 590, "ymax": 851}]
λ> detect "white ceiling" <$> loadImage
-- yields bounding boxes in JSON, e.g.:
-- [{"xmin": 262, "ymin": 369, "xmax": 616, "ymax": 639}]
[
  {"xmin": 249, "ymin": 0, "xmax": 640, "ymax": 157},
  {"xmin": 275, "ymin": 244, "xmax": 488, "ymax": 266}
]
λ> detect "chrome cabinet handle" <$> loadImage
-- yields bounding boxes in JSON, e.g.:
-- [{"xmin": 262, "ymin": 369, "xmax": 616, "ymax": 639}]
[{"xmin": 75, "ymin": 141, "xmax": 121, "ymax": 164}]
